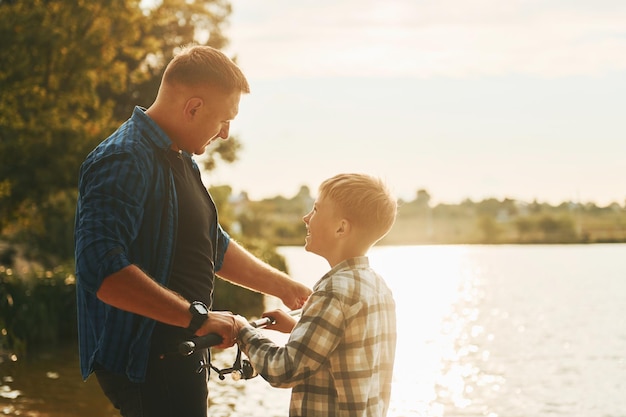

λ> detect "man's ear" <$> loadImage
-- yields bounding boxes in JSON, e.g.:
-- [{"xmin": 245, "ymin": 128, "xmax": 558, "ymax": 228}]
[{"xmin": 184, "ymin": 97, "xmax": 203, "ymax": 120}]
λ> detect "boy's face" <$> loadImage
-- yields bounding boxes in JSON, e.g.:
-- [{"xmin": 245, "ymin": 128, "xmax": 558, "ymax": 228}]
[{"xmin": 302, "ymin": 194, "xmax": 342, "ymax": 258}]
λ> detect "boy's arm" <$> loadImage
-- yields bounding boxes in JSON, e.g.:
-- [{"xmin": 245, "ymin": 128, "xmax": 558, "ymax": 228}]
[{"xmin": 234, "ymin": 292, "xmax": 354, "ymax": 388}]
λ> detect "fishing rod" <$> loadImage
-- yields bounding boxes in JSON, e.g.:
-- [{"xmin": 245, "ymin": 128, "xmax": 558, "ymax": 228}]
[
  {"xmin": 178, "ymin": 308, "xmax": 302, "ymax": 356},
  {"xmin": 178, "ymin": 309, "xmax": 302, "ymax": 381}
]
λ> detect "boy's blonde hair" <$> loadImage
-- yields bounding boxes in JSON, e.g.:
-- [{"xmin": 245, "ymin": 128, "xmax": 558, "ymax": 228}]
[
  {"xmin": 318, "ymin": 173, "xmax": 397, "ymax": 244},
  {"xmin": 163, "ymin": 45, "xmax": 250, "ymax": 93}
]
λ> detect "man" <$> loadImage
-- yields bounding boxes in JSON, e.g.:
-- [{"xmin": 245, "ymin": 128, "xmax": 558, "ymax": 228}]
[{"xmin": 74, "ymin": 45, "xmax": 311, "ymax": 417}]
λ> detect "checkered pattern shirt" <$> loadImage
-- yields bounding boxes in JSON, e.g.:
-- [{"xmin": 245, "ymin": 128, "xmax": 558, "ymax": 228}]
[{"xmin": 238, "ymin": 256, "xmax": 397, "ymax": 417}]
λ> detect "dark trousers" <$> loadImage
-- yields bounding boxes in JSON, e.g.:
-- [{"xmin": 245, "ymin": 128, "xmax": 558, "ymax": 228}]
[{"xmin": 95, "ymin": 348, "xmax": 210, "ymax": 417}]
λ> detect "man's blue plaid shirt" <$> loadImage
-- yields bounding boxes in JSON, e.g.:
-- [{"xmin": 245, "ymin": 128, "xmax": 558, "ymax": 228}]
[{"xmin": 74, "ymin": 106, "xmax": 229, "ymax": 382}]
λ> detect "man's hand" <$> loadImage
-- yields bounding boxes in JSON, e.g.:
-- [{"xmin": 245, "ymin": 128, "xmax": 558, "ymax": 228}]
[
  {"xmin": 197, "ymin": 310, "xmax": 238, "ymax": 349},
  {"xmin": 282, "ymin": 281, "xmax": 312, "ymax": 310},
  {"xmin": 217, "ymin": 240, "xmax": 312, "ymax": 310}
]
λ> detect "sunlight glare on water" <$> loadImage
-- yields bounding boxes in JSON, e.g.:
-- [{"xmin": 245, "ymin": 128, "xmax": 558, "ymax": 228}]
[
  {"xmin": 274, "ymin": 245, "xmax": 485, "ymax": 416},
  {"xmin": 369, "ymin": 245, "xmax": 480, "ymax": 417},
  {"xmin": 258, "ymin": 244, "xmax": 626, "ymax": 417}
]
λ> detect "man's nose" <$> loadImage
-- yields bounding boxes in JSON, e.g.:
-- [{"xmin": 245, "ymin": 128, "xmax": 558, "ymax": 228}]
[
  {"xmin": 219, "ymin": 123, "xmax": 231, "ymax": 139},
  {"xmin": 218, "ymin": 128, "xmax": 229, "ymax": 139}
]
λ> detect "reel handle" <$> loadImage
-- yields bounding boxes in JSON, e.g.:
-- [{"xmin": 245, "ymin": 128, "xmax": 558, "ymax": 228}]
[
  {"xmin": 178, "ymin": 308, "xmax": 302, "ymax": 355},
  {"xmin": 178, "ymin": 333, "xmax": 223, "ymax": 356}
]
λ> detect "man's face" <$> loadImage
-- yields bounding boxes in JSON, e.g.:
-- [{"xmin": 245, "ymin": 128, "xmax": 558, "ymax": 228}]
[{"xmin": 182, "ymin": 86, "xmax": 241, "ymax": 155}]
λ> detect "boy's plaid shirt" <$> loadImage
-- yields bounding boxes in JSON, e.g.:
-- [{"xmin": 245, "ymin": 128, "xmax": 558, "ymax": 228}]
[{"xmin": 239, "ymin": 257, "xmax": 397, "ymax": 417}]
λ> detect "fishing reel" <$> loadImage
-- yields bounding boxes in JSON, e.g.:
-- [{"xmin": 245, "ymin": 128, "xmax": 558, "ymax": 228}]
[
  {"xmin": 197, "ymin": 346, "xmax": 258, "ymax": 381},
  {"xmin": 184, "ymin": 309, "xmax": 302, "ymax": 381}
]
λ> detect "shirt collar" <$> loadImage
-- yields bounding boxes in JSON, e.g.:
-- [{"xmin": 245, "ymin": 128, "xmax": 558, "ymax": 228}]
[
  {"xmin": 331, "ymin": 256, "xmax": 370, "ymax": 273},
  {"xmin": 131, "ymin": 106, "xmax": 176, "ymax": 153},
  {"xmin": 315, "ymin": 256, "xmax": 370, "ymax": 288}
]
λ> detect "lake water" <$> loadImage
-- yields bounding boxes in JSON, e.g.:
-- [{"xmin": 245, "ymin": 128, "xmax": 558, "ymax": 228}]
[{"xmin": 1, "ymin": 244, "xmax": 625, "ymax": 417}]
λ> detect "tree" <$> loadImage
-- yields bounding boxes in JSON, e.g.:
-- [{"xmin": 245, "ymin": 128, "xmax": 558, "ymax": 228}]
[
  {"xmin": 415, "ymin": 189, "xmax": 431, "ymax": 209},
  {"xmin": 0, "ymin": 0, "xmax": 238, "ymax": 260},
  {"xmin": 537, "ymin": 214, "xmax": 576, "ymax": 242},
  {"xmin": 477, "ymin": 215, "xmax": 501, "ymax": 243},
  {"xmin": 0, "ymin": 0, "xmax": 131, "ymax": 226},
  {"xmin": 515, "ymin": 216, "xmax": 534, "ymax": 242}
]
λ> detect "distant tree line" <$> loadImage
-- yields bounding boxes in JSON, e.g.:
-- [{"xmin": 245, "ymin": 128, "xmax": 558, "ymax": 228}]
[
  {"xmin": 388, "ymin": 190, "xmax": 626, "ymax": 244},
  {"xmin": 217, "ymin": 187, "xmax": 626, "ymax": 246}
]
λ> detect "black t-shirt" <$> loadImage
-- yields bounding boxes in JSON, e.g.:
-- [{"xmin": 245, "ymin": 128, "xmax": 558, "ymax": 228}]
[
  {"xmin": 151, "ymin": 150, "xmax": 218, "ymax": 352},
  {"xmin": 165, "ymin": 150, "xmax": 217, "ymax": 305}
]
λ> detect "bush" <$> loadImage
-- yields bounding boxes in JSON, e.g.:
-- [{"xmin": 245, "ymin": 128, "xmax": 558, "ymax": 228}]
[
  {"xmin": 0, "ymin": 265, "xmax": 77, "ymax": 357},
  {"xmin": 0, "ymin": 238, "xmax": 288, "ymax": 356},
  {"xmin": 212, "ymin": 237, "xmax": 289, "ymax": 319}
]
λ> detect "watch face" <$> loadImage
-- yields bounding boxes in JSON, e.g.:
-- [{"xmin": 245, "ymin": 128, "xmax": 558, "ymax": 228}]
[{"xmin": 193, "ymin": 302, "xmax": 209, "ymax": 315}]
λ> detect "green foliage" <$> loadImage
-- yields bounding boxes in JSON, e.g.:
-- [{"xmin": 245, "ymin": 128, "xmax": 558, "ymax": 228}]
[
  {"xmin": 0, "ymin": 0, "xmax": 240, "ymax": 263},
  {"xmin": 232, "ymin": 187, "xmax": 312, "ymax": 246},
  {"xmin": 203, "ymin": 184, "xmax": 626, "ymax": 247},
  {"xmin": 202, "ymin": 139, "xmax": 242, "ymax": 172},
  {"xmin": 213, "ymin": 238, "xmax": 288, "ymax": 319},
  {"xmin": 0, "ymin": 265, "xmax": 77, "ymax": 356},
  {"xmin": 0, "ymin": 0, "xmax": 131, "ymax": 226},
  {"xmin": 536, "ymin": 214, "xmax": 577, "ymax": 242},
  {"xmin": 477, "ymin": 215, "xmax": 502, "ymax": 243},
  {"xmin": 385, "ymin": 194, "xmax": 626, "ymax": 245},
  {"xmin": 209, "ymin": 185, "xmax": 290, "ymax": 319},
  {"xmin": 209, "ymin": 184, "xmax": 237, "ymax": 228},
  {"xmin": 7, "ymin": 190, "xmax": 78, "ymax": 267},
  {"xmin": 0, "ymin": 0, "xmax": 270, "ymax": 356}
]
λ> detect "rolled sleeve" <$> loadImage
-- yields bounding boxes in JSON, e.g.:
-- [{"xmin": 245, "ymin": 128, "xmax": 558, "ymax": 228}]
[{"xmin": 74, "ymin": 151, "xmax": 149, "ymax": 294}]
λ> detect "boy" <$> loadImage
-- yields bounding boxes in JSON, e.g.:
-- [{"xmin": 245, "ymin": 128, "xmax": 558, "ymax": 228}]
[{"xmin": 234, "ymin": 173, "xmax": 398, "ymax": 417}]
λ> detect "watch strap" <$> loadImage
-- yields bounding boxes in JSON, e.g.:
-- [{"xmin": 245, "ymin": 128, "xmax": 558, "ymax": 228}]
[{"xmin": 187, "ymin": 301, "xmax": 209, "ymax": 334}]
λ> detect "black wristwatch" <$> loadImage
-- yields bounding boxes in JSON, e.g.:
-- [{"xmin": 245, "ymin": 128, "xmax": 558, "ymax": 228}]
[{"xmin": 187, "ymin": 301, "xmax": 209, "ymax": 335}]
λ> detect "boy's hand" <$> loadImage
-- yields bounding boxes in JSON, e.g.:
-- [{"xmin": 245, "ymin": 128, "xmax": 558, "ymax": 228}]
[
  {"xmin": 262, "ymin": 309, "xmax": 297, "ymax": 334},
  {"xmin": 232, "ymin": 315, "xmax": 249, "ymax": 340}
]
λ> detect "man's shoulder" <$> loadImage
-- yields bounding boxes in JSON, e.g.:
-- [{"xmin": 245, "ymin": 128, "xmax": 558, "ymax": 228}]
[{"xmin": 86, "ymin": 119, "xmax": 159, "ymax": 167}]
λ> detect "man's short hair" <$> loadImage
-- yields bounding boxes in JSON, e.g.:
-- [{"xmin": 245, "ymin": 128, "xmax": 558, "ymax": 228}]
[{"xmin": 163, "ymin": 45, "xmax": 250, "ymax": 93}]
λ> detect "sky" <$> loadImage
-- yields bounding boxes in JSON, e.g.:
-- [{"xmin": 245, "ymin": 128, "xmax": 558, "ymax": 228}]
[{"xmin": 204, "ymin": 0, "xmax": 626, "ymax": 205}]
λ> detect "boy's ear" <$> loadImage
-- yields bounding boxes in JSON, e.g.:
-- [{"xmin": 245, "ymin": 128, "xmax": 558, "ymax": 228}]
[{"xmin": 336, "ymin": 219, "xmax": 351, "ymax": 235}]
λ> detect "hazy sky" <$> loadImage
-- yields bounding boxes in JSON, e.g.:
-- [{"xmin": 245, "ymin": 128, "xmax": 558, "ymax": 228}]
[{"xmin": 205, "ymin": 0, "xmax": 626, "ymax": 205}]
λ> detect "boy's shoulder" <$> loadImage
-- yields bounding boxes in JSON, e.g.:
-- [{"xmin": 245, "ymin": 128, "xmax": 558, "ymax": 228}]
[{"xmin": 317, "ymin": 258, "xmax": 384, "ymax": 296}]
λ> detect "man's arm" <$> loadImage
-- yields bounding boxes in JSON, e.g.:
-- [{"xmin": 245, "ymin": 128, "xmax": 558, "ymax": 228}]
[
  {"xmin": 97, "ymin": 264, "xmax": 236, "ymax": 347},
  {"xmin": 217, "ymin": 240, "xmax": 312, "ymax": 310}
]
